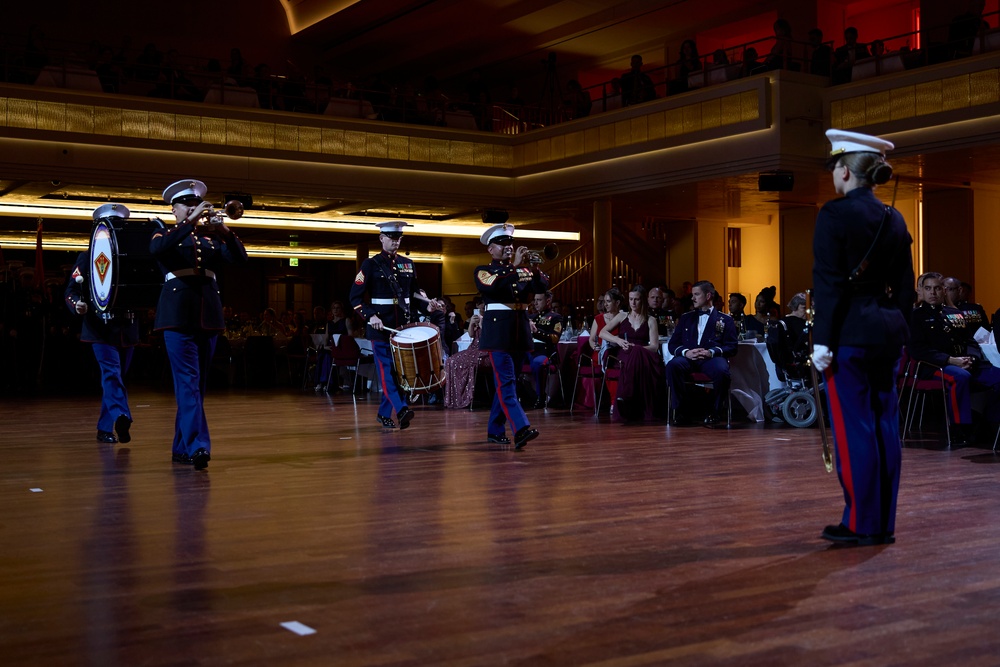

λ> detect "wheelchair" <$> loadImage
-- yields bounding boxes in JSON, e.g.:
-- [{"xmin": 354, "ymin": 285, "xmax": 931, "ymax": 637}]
[{"xmin": 763, "ymin": 320, "xmax": 822, "ymax": 428}]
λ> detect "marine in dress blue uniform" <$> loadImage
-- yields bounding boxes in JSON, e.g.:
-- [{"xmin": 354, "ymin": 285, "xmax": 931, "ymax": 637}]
[
  {"xmin": 65, "ymin": 203, "xmax": 138, "ymax": 444},
  {"xmin": 348, "ymin": 221, "xmax": 440, "ymax": 430},
  {"xmin": 474, "ymin": 223, "xmax": 548, "ymax": 449},
  {"xmin": 665, "ymin": 280, "xmax": 738, "ymax": 424},
  {"xmin": 811, "ymin": 129, "xmax": 916, "ymax": 546},
  {"xmin": 908, "ymin": 274, "xmax": 1000, "ymax": 439},
  {"xmin": 151, "ymin": 179, "xmax": 248, "ymax": 470},
  {"xmin": 527, "ymin": 291, "xmax": 563, "ymax": 408}
]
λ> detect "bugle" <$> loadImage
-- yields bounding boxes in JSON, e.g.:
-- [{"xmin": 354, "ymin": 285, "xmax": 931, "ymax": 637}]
[
  {"xmin": 527, "ymin": 243, "xmax": 559, "ymax": 264},
  {"xmin": 199, "ymin": 200, "xmax": 245, "ymax": 225}
]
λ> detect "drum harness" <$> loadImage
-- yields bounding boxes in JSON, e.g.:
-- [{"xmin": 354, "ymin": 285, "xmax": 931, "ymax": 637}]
[{"xmin": 373, "ymin": 253, "xmax": 411, "ymax": 326}]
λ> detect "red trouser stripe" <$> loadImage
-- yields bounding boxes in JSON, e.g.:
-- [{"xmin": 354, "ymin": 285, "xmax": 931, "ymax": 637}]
[
  {"xmin": 825, "ymin": 367, "xmax": 857, "ymax": 532},
  {"xmin": 490, "ymin": 352, "xmax": 514, "ymax": 424}
]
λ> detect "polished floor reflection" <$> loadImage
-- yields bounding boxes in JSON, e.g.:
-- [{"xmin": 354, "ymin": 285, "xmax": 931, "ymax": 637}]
[{"xmin": 2, "ymin": 389, "xmax": 1000, "ymax": 665}]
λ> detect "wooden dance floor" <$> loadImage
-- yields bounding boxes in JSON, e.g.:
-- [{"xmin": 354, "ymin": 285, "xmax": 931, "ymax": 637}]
[{"xmin": 3, "ymin": 388, "xmax": 1000, "ymax": 665}]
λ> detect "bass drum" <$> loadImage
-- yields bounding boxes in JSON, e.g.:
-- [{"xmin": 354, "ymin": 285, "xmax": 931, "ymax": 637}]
[{"xmin": 88, "ymin": 216, "xmax": 166, "ymax": 320}]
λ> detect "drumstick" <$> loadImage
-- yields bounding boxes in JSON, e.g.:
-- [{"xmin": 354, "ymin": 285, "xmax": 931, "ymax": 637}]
[{"xmin": 382, "ymin": 326, "xmax": 402, "ymax": 334}]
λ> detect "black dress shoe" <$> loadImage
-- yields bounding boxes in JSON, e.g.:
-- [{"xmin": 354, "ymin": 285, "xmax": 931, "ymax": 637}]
[
  {"xmin": 532, "ymin": 396, "xmax": 547, "ymax": 410},
  {"xmin": 514, "ymin": 425, "xmax": 538, "ymax": 450},
  {"xmin": 115, "ymin": 415, "xmax": 132, "ymax": 444},
  {"xmin": 820, "ymin": 523, "xmax": 889, "ymax": 546},
  {"xmin": 97, "ymin": 430, "xmax": 118, "ymax": 444},
  {"xmin": 172, "ymin": 452, "xmax": 193, "ymax": 464},
  {"xmin": 377, "ymin": 414, "xmax": 397, "ymax": 429},
  {"xmin": 487, "ymin": 433, "xmax": 511, "ymax": 445},
  {"xmin": 397, "ymin": 407, "xmax": 415, "ymax": 430},
  {"xmin": 192, "ymin": 448, "xmax": 211, "ymax": 470}
]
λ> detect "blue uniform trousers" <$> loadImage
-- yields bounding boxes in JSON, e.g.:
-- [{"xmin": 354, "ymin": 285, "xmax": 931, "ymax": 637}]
[
  {"xmin": 528, "ymin": 352, "xmax": 550, "ymax": 397},
  {"xmin": 932, "ymin": 364, "xmax": 1000, "ymax": 424},
  {"xmin": 92, "ymin": 342, "xmax": 133, "ymax": 433},
  {"xmin": 665, "ymin": 355, "xmax": 731, "ymax": 412},
  {"xmin": 164, "ymin": 330, "xmax": 217, "ymax": 458},
  {"xmin": 488, "ymin": 351, "xmax": 530, "ymax": 436},
  {"xmin": 372, "ymin": 339, "xmax": 407, "ymax": 418},
  {"xmin": 824, "ymin": 345, "xmax": 902, "ymax": 537}
]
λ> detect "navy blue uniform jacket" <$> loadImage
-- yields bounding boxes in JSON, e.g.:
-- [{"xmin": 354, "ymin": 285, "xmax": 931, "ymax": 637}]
[
  {"xmin": 349, "ymin": 251, "xmax": 429, "ymax": 342},
  {"xmin": 64, "ymin": 251, "xmax": 139, "ymax": 346},
  {"xmin": 149, "ymin": 221, "xmax": 248, "ymax": 332},
  {"xmin": 474, "ymin": 260, "xmax": 548, "ymax": 353},
  {"xmin": 812, "ymin": 187, "xmax": 915, "ymax": 349},
  {"xmin": 667, "ymin": 308, "xmax": 738, "ymax": 358}
]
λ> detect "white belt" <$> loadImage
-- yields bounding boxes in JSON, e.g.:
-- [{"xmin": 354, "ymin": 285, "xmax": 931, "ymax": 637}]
[
  {"xmin": 371, "ymin": 298, "xmax": 409, "ymax": 305},
  {"xmin": 165, "ymin": 269, "xmax": 216, "ymax": 281},
  {"xmin": 485, "ymin": 303, "xmax": 525, "ymax": 311}
]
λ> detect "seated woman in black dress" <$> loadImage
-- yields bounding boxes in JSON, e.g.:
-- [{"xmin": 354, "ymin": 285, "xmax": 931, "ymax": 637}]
[
  {"xmin": 599, "ymin": 285, "xmax": 664, "ymax": 423},
  {"xmin": 744, "ymin": 286, "xmax": 781, "ymax": 339}
]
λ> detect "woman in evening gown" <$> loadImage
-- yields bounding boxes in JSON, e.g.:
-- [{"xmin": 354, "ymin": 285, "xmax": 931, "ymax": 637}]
[{"xmin": 600, "ymin": 285, "xmax": 664, "ymax": 423}]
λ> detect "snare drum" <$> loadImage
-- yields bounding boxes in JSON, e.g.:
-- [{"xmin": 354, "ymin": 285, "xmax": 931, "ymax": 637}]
[{"xmin": 390, "ymin": 323, "xmax": 446, "ymax": 394}]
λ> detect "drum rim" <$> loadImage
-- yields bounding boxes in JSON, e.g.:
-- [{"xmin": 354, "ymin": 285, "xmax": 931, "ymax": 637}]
[{"xmin": 89, "ymin": 219, "xmax": 118, "ymax": 314}]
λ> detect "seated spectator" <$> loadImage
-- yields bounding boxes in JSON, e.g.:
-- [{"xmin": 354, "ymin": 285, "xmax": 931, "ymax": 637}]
[
  {"xmin": 256, "ymin": 307, "xmax": 288, "ymax": 337},
  {"xmin": 744, "ymin": 286, "xmax": 781, "ymax": 339},
  {"xmin": 314, "ymin": 301, "xmax": 357, "ymax": 391},
  {"xmin": 945, "ymin": 277, "xmax": 990, "ymax": 332},
  {"xmin": 728, "ymin": 292, "xmax": 750, "ymax": 338},
  {"xmin": 767, "ymin": 292, "xmax": 811, "ymax": 380},
  {"xmin": 808, "ymin": 28, "xmax": 833, "ymax": 77},
  {"xmin": 647, "ymin": 286, "xmax": 672, "ymax": 334},
  {"xmin": 444, "ymin": 298, "xmax": 487, "ymax": 409},
  {"xmin": 948, "ymin": 0, "xmax": 988, "ymax": 60},
  {"xmin": 909, "ymin": 272, "xmax": 1000, "ymax": 444},
  {"xmin": 669, "ymin": 40, "xmax": 702, "ymax": 95},
  {"xmin": 444, "ymin": 298, "xmax": 465, "ymax": 352},
  {"xmin": 603, "ymin": 77, "xmax": 623, "ymax": 111},
  {"xmin": 762, "ymin": 18, "xmax": 797, "ymax": 72},
  {"xmin": 590, "ymin": 287, "xmax": 623, "ymax": 367},
  {"xmin": 621, "ymin": 55, "xmax": 657, "ymax": 106},
  {"xmin": 564, "ymin": 79, "xmax": 592, "ymax": 118},
  {"xmin": 134, "ymin": 42, "xmax": 162, "ymax": 83},
  {"xmin": 600, "ymin": 285, "xmax": 664, "ymax": 423},
  {"xmin": 665, "ymin": 280, "xmax": 738, "ymax": 425},
  {"xmin": 712, "ymin": 49, "xmax": 730, "ymax": 66},
  {"xmin": 527, "ymin": 291, "xmax": 563, "ymax": 409},
  {"xmin": 741, "ymin": 47, "xmax": 763, "ymax": 77},
  {"xmin": 833, "ymin": 27, "xmax": 870, "ymax": 84}
]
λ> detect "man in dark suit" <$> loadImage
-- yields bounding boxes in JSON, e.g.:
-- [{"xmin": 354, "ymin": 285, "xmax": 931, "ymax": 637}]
[
  {"xmin": 665, "ymin": 280, "xmax": 738, "ymax": 425},
  {"xmin": 151, "ymin": 179, "xmax": 248, "ymax": 470},
  {"xmin": 474, "ymin": 223, "xmax": 549, "ymax": 449},
  {"xmin": 65, "ymin": 203, "xmax": 139, "ymax": 444}
]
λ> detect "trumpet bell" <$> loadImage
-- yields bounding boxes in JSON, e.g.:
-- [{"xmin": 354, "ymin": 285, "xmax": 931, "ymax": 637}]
[{"xmin": 528, "ymin": 243, "xmax": 559, "ymax": 264}]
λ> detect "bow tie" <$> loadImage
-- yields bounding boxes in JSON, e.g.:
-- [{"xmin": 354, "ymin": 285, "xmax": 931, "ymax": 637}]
[{"xmin": 698, "ymin": 310, "xmax": 711, "ymax": 316}]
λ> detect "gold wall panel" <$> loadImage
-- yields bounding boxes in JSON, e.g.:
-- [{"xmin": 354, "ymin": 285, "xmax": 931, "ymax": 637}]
[
  {"xmin": 865, "ymin": 92, "xmax": 891, "ymax": 125},
  {"xmin": 840, "ymin": 96, "xmax": 867, "ymax": 128},
  {"xmin": 830, "ymin": 100, "xmax": 842, "ymax": 128},
  {"xmin": 345, "ymin": 130, "xmax": 367, "ymax": 157},
  {"xmin": 122, "ymin": 110, "xmax": 149, "ymax": 138},
  {"xmin": 599, "ymin": 124, "xmax": 615, "ymax": 151},
  {"xmin": 647, "ymin": 111, "xmax": 665, "ymax": 140},
  {"xmin": 720, "ymin": 95, "xmax": 742, "ymax": 126},
  {"xmin": 564, "ymin": 130, "xmax": 584, "ymax": 158},
  {"xmin": 94, "ymin": 107, "xmax": 121, "ymax": 135},
  {"xmin": 176, "ymin": 115, "xmax": 202, "ymax": 143},
  {"xmin": 494, "ymin": 144, "xmax": 513, "ymax": 169},
  {"xmin": 0, "ymin": 97, "xmax": 6, "ymax": 126},
  {"xmin": 410, "ymin": 137, "xmax": 429, "ymax": 162},
  {"xmin": 615, "ymin": 120, "xmax": 631, "ymax": 147},
  {"xmin": 66, "ymin": 104, "xmax": 94, "ymax": 134},
  {"xmin": 681, "ymin": 104, "xmax": 702, "ymax": 134},
  {"xmin": 322, "ymin": 128, "xmax": 345, "ymax": 154},
  {"xmin": 511, "ymin": 144, "xmax": 524, "ymax": 168},
  {"xmin": 427, "ymin": 138, "xmax": 449, "ymax": 163},
  {"xmin": 149, "ymin": 112, "xmax": 175, "ymax": 141},
  {"xmin": 298, "ymin": 126, "xmax": 322, "ymax": 153},
  {"xmin": 914, "ymin": 81, "xmax": 943, "ymax": 116},
  {"xmin": 740, "ymin": 91, "xmax": 759, "ymax": 121},
  {"xmin": 664, "ymin": 108, "xmax": 684, "ymax": 136},
  {"xmin": 701, "ymin": 99, "xmax": 721, "ymax": 129},
  {"xmin": 970, "ymin": 69, "xmax": 999, "ymax": 105},
  {"xmin": 584, "ymin": 127, "xmax": 600, "ymax": 153},
  {"xmin": 473, "ymin": 142, "xmax": 494, "ymax": 166},
  {"xmin": 200, "ymin": 117, "xmax": 226, "ymax": 144},
  {"xmin": 250, "ymin": 121, "xmax": 275, "ymax": 150},
  {"xmin": 522, "ymin": 141, "xmax": 538, "ymax": 166},
  {"xmin": 889, "ymin": 88, "xmax": 915, "ymax": 121},
  {"xmin": 37, "ymin": 101, "xmax": 65, "ymax": 132},
  {"xmin": 535, "ymin": 138, "xmax": 551, "ymax": 164},
  {"xmin": 366, "ymin": 133, "xmax": 389, "ymax": 159},
  {"xmin": 451, "ymin": 139, "xmax": 474, "ymax": 165},
  {"xmin": 8, "ymin": 98, "xmax": 37, "ymax": 129},
  {"xmin": 630, "ymin": 116, "xmax": 648, "ymax": 143},
  {"xmin": 941, "ymin": 75, "xmax": 970, "ymax": 111},
  {"xmin": 226, "ymin": 119, "xmax": 252, "ymax": 147},
  {"xmin": 549, "ymin": 134, "xmax": 565, "ymax": 162},
  {"xmin": 387, "ymin": 135, "xmax": 409, "ymax": 160}
]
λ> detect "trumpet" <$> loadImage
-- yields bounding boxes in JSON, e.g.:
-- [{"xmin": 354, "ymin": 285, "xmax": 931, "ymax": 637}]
[
  {"xmin": 198, "ymin": 200, "xmax": 245, "ymax": 226},
  {"xmin": 527, "ymin": 243, "xmax": 560, "ymax": 264}
]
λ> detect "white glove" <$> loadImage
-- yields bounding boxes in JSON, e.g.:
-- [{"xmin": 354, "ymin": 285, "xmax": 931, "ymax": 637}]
[{"xmin": 811, "ymin": 344, "xmax": 833, "ymax": 372}]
